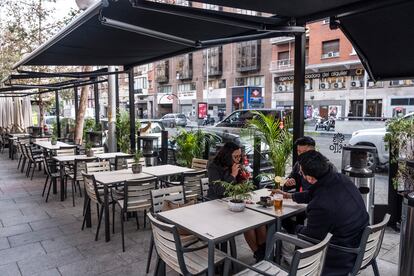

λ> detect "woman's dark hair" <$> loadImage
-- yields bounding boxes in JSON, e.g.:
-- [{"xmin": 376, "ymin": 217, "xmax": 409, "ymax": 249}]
[
  {"xmin": 295, "ymin": 136, "xmax": 316, "ymax": 147},
  {"xmin": 298, "ymin": 150, "xmax": 329, "ymax": 179},
  {"xmin": 213, "ymin": 142, "xmax": 241, "ymax": 168}
]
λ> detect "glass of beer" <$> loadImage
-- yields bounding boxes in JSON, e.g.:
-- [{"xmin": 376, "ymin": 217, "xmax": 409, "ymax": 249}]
[{"xmin": 273, "ymin": 194, "xmax": 283, "ymax": 212}]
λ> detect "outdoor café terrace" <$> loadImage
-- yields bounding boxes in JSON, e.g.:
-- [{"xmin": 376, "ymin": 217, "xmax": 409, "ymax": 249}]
[{"xmin": 0, "ymin": 0, "xmax": 413, "ymax": 275}]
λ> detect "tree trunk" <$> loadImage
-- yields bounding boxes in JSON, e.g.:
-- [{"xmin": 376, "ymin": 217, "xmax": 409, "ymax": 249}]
[{"xmin": 74, "ymin": 65, "xmax": 92, "ymax": 145}]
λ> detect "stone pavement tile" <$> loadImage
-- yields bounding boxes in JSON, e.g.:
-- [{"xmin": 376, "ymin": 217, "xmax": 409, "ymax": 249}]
[
  {"xmin": 18, "ymin": 247, "xmax": 83, "ymax": 276},
  {"xmin": 0, "ymin": 237, "xmax": 10, "ymax": 250},
  {"xmin": 8, "ymin": 227, "xmax": 63, "ymax": 247},
  {"xmin": 58, "ymin": 252, "xmax": 128, "ymax": 276},
  {"xmin": 32, "ymin": 268, "xmax": 61, "ymax": 276},
  {"xmin": 381, "ymin": 229, "xmax": 401, "ymax": 250},
  {"xmin": 101, "ymin": 259, "xmax": 148, "ymax": 276},
  {"xmin": 2, "ymin": 212, "xmax": 50, "ymax": 227},
  {"xmin": 77, "ymin": 234, "xmax": 137, "ymax": 259},
  {"xmin": 0, "ymin": 243, "xmax": 45, "ymax": 266},
  {"xmin": 0, "ymin": 262, "xmax": 22, "ymax": 276},
  {"xmin": 0, "ymin": 224, "xmax": 32, "ymax": 238},
  {"xmin": 359, "ymin": 259, "xmax": 398, "ymax": 276},
  {"xmin": 29, "ymin": 216, "xmax": 78, "ymax": 231},
  {"xmin": 380, "ymin": 244, "xmax": 399, "ymax": 265},
  {"xmin": 58, "ymin": 221, "xmax": 84, "ymax": 235},
  {"xmin": 40, "ymin": 231, "xmax": 96, "ymax": 253},
  {"xmin": 0, "ymin": 210, "xmax": 24, "ymax": 220}
]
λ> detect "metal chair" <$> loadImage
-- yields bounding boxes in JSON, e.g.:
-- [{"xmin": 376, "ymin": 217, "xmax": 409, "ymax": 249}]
[
  {"xmin": 114, "ymin": 154, "xmax": 134, "ymax": 170},
  {"xmin": 81, "ymin": 173, "xmax": 115, "ymax": 241},
  {"xmin": 66, "ymin": 157, "xmax": 98, "ymax": 206},
  {"xmin": 299, "ymin": 214, "xmax": 390, "ymax": 276},
  {"xmin": 91, "ymin": 147, "xmax": 105, "ymax": 154},
  {"xmin": 148, "ymin": 212, "xmax": 227, "ymax": 276},
  {"xmin": 199, "ymin": 177, "xmax": 209, "ymax": 201},
  {"xmin": 116, "ymin": 176, "xmax": 158, "ymax": 251},
  {"xmin": 42, "ymin": 158, "xmax": 61, "ymax": 202},
  {"xmin": 25, "ymin": 144, "xmax": 43, "ymax": 180},
  {"xmin": 86, "ymin": 160, "xmax": 110, "ymax": 173},
  {"xmin": 55, "ymin": 146, "xmax": 76, "ymax": 156},
  {"xmin": 224, "ymin": 232, "xmax": 333, "ymax": 276}
]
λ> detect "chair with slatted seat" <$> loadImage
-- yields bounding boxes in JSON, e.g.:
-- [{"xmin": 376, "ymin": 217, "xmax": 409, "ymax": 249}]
[
  {"xmin": 25, "ymin": 144, "xmax": 43, "ymax": 179},
  {"xmin": 299, "ymin": 214, "xmax": 390, "ymax": 276},
  {"xmin": 148, "ymin": 212, "xmax": 226, "ymax": 276},
  {"xmin": 116, "ymin": 176, "xmax": 158, "ymax": 251},
  {"xmin": 199, "ymin": 177, "xmax": 209, "ymax": 201},
  {"xmin": 85, "ymin": 160, "xmax": 111, "ymax": 173},
  {"xmin": 91, "ymin": 147, "xmax": 105, "ymax": 154},
  {"xmin": 42, "ymin": 157, "xmax": 61, "ymax": 202},
  {"xmin": 81, "ymin": 173, "xmax": 115, "ymax": 241},
  {"xmin": 66, "ymin": 157, "xmax": 98, "ymax": 206},
  {"xmin": 175, "ymin": 170, "xmax": 207, "ymax": 201},
  {"xmin": 55, "ymin": 146, "xmax": 77, "ymax": 156},
  {"xmin": 146, "ymin": 186, "xmax": 202, "ymax": 273},
  {"xmin": 191, "ymin": 158, "xmax": 208, "ymax": 170},
  {"xmin": 223, "ymin": 232, "xmax": 333, "ymax": 276},
  {"xmin": 114, "ymin": 154, "xmax": 134, "ymax": 170}
]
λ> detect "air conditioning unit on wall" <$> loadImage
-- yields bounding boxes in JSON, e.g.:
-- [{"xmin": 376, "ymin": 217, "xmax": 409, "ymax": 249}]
[
  {"xmin": 351, "ymin": 81, "xmax": 361, "ymax": 88},
  {"xmin": 328, "ymin": 52, "xmax": 335, "ymax": 58},
  {"xmin": 334, "ymin": 82, "xmax": 344, "ymax": 89},
  {"xmin": 278, "ymin": 85, "xmax": 287, "ymax": 92},
  {"xmin": 305, "ymin": 83, "xmax": 311, "ymax": 90},
  {"xmin": 320, "ymin": 82, "xmax": 330, "ymax": 89}
]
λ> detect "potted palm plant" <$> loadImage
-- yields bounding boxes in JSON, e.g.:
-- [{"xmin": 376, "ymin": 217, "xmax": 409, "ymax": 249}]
[
  {"xmin": 50, "ymin": 135, "xmax": 58, "ymax": 145},
  {"xmin": 85, "ymin": 142, "xmax": 94, "ymax": 157},
  {"xmin": 220, "ymin": 181, "xmax": 255, "ymax": 212},
  {"xmin": 131, "ymin": 151, "xmax": 143, "ymax": 174}
]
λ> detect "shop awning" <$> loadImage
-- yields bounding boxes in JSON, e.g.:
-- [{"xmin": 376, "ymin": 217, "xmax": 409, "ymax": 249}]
[{"xmin": 14, "ymin": 0, "xmax": 299, "ymax": 69}]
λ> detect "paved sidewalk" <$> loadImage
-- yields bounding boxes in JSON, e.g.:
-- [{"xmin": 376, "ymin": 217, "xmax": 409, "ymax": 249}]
[{"xmin": 0, "ymin": 153, "xmax": 399, "ymax": 275}]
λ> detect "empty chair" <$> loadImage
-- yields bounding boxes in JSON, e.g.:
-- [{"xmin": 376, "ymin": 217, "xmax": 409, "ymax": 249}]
[
  {"xmin": 55, "ymin": 147, "xmax": 76, "ymax": 156},
  {"xmin": 114, "ymin": 154, "xmax": 134, "ymax": 170},
  {"xmin": 81, "ymin": 173, "xmax": 115, "ymax": 241},
  {"xmin": 299, "ymin": 214, "xmax": 390, "ymax": 276},
  {"xmin": 91, "ymin": 147, "xmax": 105, "ymax": 154},
  {"xmin": 199, "ymin": 177, "xmax": 209, "ymax": 201},
  {"xmin": 162, "ymin": 170, "xmax": 207, "ymax": 201},
  {"xmin": 116, "ymin": 176, "xmax": 158, "ymax": 251},
  {"xmin": 42, "ymin": 158, "xmax": 61, "ymax": 202},
  {"xmin": 167, "ymin": 148, "xmax": 177, "ymax": 165},
  {"xmin": 86, "ymin": 160, "xmax": 110, "ymax": 173},
  {"xmin": 148, "ymin": 212, "xmax": 226, "ymax": 276},
  {"xmin": 25, "ymin": 144, "xmax": 43, "ymax": 180},
  {"xmin": 191, "ymin": 158, "xmax": 208, "ymax": 170},
  {"xmin": 224, "ymin": 232, "xmax": 333, "ymax": 276},
  {"xmin": 66, "ymin": 157, "xmax": 98, "ymax": 206}
]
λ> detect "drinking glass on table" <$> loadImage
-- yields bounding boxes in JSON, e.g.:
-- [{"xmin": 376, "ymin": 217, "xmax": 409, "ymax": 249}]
[{"xmin": 273, "ymin": 194, "xmax": 283, "ymax": 212}]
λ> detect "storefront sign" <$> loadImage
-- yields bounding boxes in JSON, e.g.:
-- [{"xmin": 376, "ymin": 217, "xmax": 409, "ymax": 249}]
[
  {"xmin": 197, "ymin": 102, "xmax": 208, "ymax": 119},
  {"xmin": 275, "ymin": 70, "xmax": 352, "ymax": 82}
]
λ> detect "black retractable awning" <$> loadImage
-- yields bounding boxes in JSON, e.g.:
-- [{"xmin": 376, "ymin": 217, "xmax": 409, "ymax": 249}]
[
  {"xmin": 338, "ymin": 0, "xmax": 414, "ymax": 80},
  {"xmin": 14, "ymin": 0, "xmax": 299, "ymax": 68}
]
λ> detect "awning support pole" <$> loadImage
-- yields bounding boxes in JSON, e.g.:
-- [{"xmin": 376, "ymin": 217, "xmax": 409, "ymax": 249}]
[
  {"xmin": 55, "ymin": 90, "xmax": 61, "ymax": 139},
  {"xmin": 93, "ymin": 78, "xmax": 99, "ymax": 125},
  {"xmin": 292, "ymin": 30, "xmax": 306, "ymax": 164},
  {"xmin": 128, "ymin": 68, "xmax": 136, "ymax": 153}
]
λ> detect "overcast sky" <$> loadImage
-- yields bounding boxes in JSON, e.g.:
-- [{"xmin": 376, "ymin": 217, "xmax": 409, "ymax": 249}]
[{"xmin": 51, "ymin": 0, "xmax": 79, "ymax": 19}]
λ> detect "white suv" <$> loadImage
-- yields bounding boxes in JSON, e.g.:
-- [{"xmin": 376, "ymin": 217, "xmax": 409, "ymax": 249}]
[{"xmin": 349, "ymin": 112, "xmax": 414, "ymax": 170}]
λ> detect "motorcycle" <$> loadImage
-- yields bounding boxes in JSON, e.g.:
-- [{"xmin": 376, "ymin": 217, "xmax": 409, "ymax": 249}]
[
  {"xmin": 202, "ymin": 115, "xmax": 215, "ymax": 126},
  {"xmin": 315, "ymin": 116, "xmax": 335, "ymax": 131}
]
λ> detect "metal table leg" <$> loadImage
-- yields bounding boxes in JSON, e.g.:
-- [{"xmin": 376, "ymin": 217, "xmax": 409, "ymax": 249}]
[
  {"xmin": 104, "ymin": 185, "xmax": 110, "ymax": 242},
  {"xmin": 208, "ymin": 240, "xmax": 215, "ymax": 276}
]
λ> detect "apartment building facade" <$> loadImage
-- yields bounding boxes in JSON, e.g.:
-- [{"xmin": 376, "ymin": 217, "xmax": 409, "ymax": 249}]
[{"xmin": 271, "ymin": 20, "xmax": 414, "ymax": 118}]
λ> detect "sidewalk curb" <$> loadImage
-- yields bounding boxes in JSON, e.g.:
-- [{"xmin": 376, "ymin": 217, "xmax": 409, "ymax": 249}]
[{"xmin": 305, "ymin": 131, "xmax": 352, "ymax": 139}]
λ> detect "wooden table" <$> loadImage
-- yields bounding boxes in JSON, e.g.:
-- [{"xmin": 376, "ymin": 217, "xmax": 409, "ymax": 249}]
[
  {"xmin": 246, "ymin": 188, "xmax": 307, "ymax": 262},
  {"xmin": 158, "ymin": 200, "xmax": 275, "ymax": 276}
]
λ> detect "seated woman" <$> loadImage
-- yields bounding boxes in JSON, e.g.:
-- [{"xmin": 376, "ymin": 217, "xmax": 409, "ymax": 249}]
[{"xmin": 207, "ymin": 142, "xmax": 267, "ymax": 261}]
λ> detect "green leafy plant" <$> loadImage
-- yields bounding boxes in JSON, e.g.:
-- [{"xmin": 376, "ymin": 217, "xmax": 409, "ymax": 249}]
[
  {"xmin": 384, "ymin": 116, "xmax": 414, "ymax": 190},
  {"xmin": 83, "ymin": 118, "xmax": 96, "ymax": 140},
  {"xmin": 115, "ymin": 110, "xmax": 141, "ymax": 153},
  {"xmin": 133, "ymin": 150, "xmax": 143, "ymax": 164},
  {"xmin": 219, "ymin": 181, "xmax": 255, "ymax": 203},
  {"xmin": 85, "ymin": 141, "xmax": 92, "ymax": 151},
  {"xmin": 172, "ymin": 129, "xmax": 218, "ymax": 167},
  {"xmin": 245, "ymin": 111, "xmax": 293, "ymax": 188}
]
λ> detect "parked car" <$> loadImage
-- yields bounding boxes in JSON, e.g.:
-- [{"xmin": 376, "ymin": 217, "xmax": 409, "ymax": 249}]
[
  {"xmin": 43, "ymin": 116, "xmax": 56, "ymax": 135},
  {"xmin": 160, "ymin": 113, "xmax": 187, "ymax": 127},
  {"xmin": 349, "ymin": 112, "xmax": 414, "ymax": 170}
]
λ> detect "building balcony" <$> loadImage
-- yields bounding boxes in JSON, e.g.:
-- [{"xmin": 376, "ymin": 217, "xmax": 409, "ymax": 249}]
[{"xmin": 270, "ymin": 57, "xmax": 309, "ymax": 72}]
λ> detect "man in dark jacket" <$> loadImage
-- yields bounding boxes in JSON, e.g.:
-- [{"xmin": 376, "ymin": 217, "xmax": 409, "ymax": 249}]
[{"xmin": 277, "ymin": 151, "xmax": 369, "ymax": 275}]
